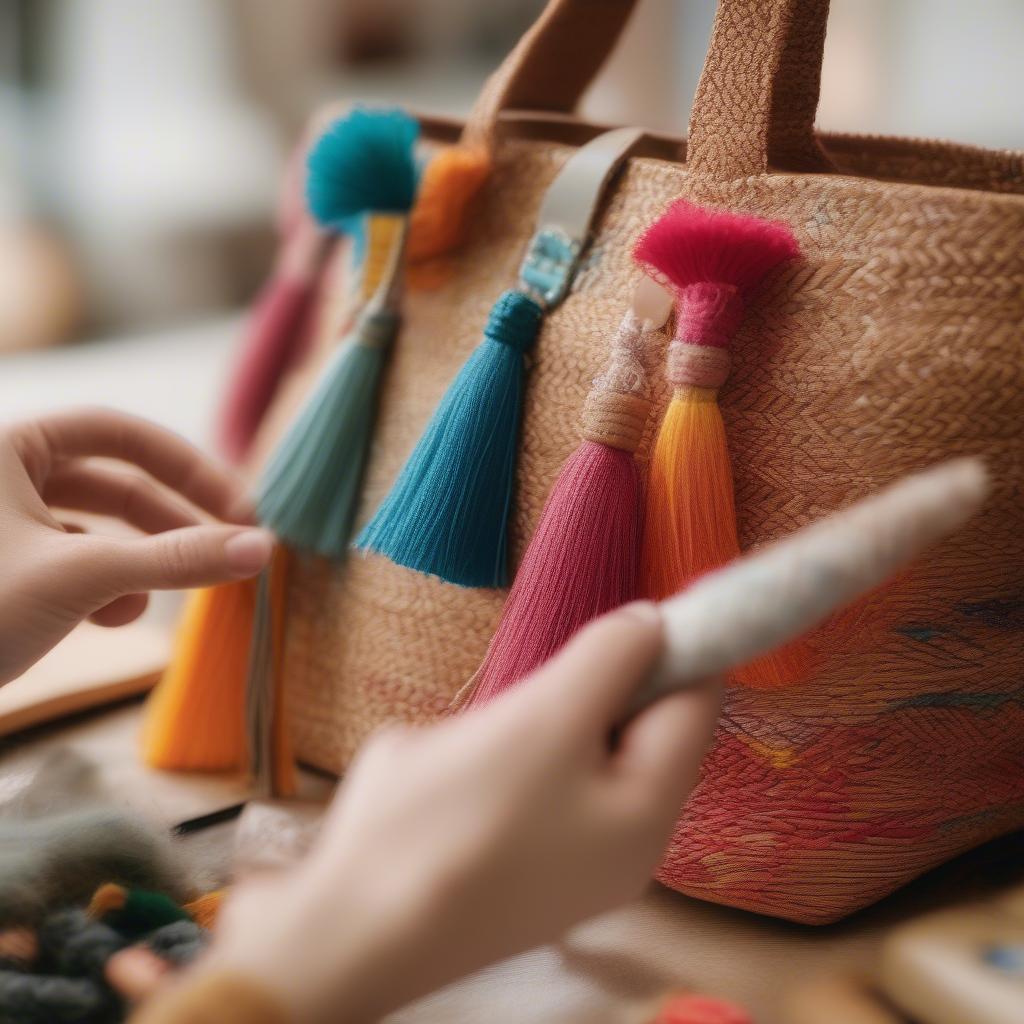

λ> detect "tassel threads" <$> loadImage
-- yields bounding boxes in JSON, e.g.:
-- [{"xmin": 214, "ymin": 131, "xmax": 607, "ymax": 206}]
[
  {"xmin": 258, "ymin": 309, "xmax": 400, "ymax": 557},
  {"xmin": 217, "ymin": 224, "xmax": 324, "ymax": 464},
  {"xmin": 464, "ymin": 313, "xmax": 654, "ymax": 707},
  {"xmin": 256, "ymin": 107, "xmax": 418, "ymax": 558},
  {"xmin": 407, "ymin": 145, "xmax": 491, "ymax": 288},
  {"xmin": 356, "ymin": 289, "xmax": 543, "ymax": 588},
  {"xmin": 306, "ymin": 108, "xmax": 418, "ymax": 230},
  {"xmin": 635, "ymin": 200, "xmax": 810, "ymax": 689},
  {"xmin": 141, "ymin": 580, "xmax": 255, "ymax": 772},
  {"xmin": 245, "ymin": 545, "xmax": 295, "ymax": 798}
]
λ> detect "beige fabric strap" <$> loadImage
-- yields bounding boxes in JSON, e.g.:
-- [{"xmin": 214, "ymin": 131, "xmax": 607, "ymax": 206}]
[
  {"xmin": 519, "ymin": 126, "xmax": 643, "ymax": 307},
  {"xmin": 538, "ymin": 126, "xmax": 643, "ymax": 241}
]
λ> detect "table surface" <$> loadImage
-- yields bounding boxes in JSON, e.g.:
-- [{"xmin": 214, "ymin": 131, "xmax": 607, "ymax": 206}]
[{"xmin": 3, "ymin": 696, "xmax": 1021, "ymax": 1024}]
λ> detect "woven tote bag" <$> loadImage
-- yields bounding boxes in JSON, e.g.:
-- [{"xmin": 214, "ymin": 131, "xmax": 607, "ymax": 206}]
[{"xmin": 266, "ymin": 0, "xmax": 1024, "ymax": 924}]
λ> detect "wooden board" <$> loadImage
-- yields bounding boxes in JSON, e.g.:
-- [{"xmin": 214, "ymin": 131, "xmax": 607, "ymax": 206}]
[{"xmin": 0, "ymin": 620, "xmax": 171, "ymax": 738}]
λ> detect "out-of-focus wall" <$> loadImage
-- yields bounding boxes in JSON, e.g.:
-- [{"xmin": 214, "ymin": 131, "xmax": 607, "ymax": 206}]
[{"xmin": 1, "ymin": 0, "xmax": 1021, "ymax": 348}]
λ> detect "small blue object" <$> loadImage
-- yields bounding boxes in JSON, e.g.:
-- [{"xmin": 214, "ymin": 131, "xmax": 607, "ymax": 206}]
[
  {"xmin": 983, "ymin": 944, "xmax": 1024, "ymax": 975},
  {"xmin": 306, "ymin": 107, "xmax": 419, "ymax": 230},
  {"xmin": 355, "ymin": 290, "xmax": 544, "ymax": 588},
  {"xmin": 518, "ymin": 226, "xmax": 582, "ymax": 307}
]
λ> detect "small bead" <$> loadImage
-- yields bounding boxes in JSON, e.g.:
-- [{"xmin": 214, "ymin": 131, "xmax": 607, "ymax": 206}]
[{"xmin": 484, "ymin": 290, "xmax": 544, "ymax": 353}]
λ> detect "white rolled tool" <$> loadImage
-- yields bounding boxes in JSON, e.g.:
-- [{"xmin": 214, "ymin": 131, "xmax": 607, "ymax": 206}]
[{"xmin": 632, "ymin": 458, "xmax": 989, "ymax": 712}]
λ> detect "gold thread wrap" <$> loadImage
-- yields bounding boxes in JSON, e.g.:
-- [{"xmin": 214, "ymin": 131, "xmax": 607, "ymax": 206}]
[
  {"xmin": 580, "ymin": 311, "xmax": 659, "ymax": 452},
  {"xmin": 582, "ymin": 390, "xmax": 652, "ymax": 451}
]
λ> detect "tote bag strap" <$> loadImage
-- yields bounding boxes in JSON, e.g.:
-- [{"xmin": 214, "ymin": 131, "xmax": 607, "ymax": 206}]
[
  {"xmin": 461, "ymin": 0, "xmax": 836, "ymax": 178},
  {"xmin": 687, "ymin": 0, "xmax": 835, "ymax": 177},
  {"xmin": 461, "ymin": 0, "xmax": 640, "ymax": 151}
]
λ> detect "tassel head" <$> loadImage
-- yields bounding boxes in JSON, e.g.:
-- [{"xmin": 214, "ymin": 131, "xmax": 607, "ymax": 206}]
[
  {"xmin": 407, "ymin": 145, "xmax": 491, "ymax": 264},
  {"xmin": 306, "ymin": 108, "xmax": 419, "ymax": 230},
  {"xmin": 634, "ymin": 199, "xmax": 799, "ymax": 296}
]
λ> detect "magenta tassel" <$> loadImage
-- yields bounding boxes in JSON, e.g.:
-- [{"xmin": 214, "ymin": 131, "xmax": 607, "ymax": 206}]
[
  {"xmin": 217, "ymin": 225, "xmax": 326, "ymax": 464},
  {"xmin": 464, "ymin": 313, "xmax": 659, "ymax": 708},
  {"xmin": 466, "ymin": 441, "xmax": 642, "ymax": 707},
  {"xmin": 218, "ymin": 275, "xmax": 315, "ymax": 463}
]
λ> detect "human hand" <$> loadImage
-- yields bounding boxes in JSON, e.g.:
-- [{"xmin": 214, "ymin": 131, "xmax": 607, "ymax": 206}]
[
  {"xmin": 0, "ymin": 408, "xmax": 273, "ymax": 684},
  {"xmin": 208, "ymin": 603, "xmax": 721, "ymax": 1024}
]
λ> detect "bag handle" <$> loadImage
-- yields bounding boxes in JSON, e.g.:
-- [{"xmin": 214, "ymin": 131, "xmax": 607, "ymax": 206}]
[
  {"xmin": 462, "ymin": 0, "xmax": 836, "ymax": 178},
  {"xmin": 461, "ymin": 0, "xmax": 640, "ymax": 151},
  {"xmin": 687, "ymin": 0, "xmax": 834, "ymax": 177}
]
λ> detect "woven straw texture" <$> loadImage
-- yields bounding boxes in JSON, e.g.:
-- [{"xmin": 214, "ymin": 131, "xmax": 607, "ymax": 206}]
[{"xmin": 268, "ymin": 0, "xmax": 1024, "ymax": 923}]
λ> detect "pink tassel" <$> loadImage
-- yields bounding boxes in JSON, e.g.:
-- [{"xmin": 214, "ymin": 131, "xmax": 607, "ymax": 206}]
[
  {"xmin": 217, "ymin": 223, "xmax": 326, "ymax": 464},
  {"xmin": 463, "ymin": 313, "xmax": 658, "ymax": 708}
]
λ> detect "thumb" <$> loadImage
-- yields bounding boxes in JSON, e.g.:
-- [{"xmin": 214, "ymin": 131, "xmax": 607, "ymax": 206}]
[{"xmin": 85, "ymin": 525, "xmax": 275, "ymax": 597}]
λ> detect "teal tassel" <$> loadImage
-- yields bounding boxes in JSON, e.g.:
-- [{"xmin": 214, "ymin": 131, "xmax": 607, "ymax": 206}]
[
  {"xmin": 355, "ymin": 290, "xmax": 543, "ymax": 587},
  {"xmin": 258, "ymin": 310, "xmax": 399, "ymax": 557},
  {"xmin": 255, "ymin": 105, "xmax": 417, "ymax": 556},
  {"xmin": 306, "ymin": 108, "xmax": 418, "ymax": 230}
]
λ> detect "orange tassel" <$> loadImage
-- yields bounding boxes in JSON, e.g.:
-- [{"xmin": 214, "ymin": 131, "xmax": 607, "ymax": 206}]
[
  {"xmin": 407, "ymin": 145, "xmax": 491, "ymax": 288},
  {"xmin": 636, "ymin": 201, "xmax": 812, "ymax": 689},
  {"xmin": 184, "ymin": 889, "xmax": 227, "ymax": 930},
  {"xmin": 141, "ymin": 579, "xmax": 255, "ymax": 772}
]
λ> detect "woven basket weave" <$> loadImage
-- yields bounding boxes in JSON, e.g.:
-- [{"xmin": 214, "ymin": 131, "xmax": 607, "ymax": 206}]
[{"xmin": 263, "ymin": 0, "xmax": 1024, "ymax": 924}]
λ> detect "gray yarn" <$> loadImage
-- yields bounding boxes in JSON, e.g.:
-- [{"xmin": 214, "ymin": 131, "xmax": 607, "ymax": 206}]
[
  {"xmin": 0, "ymin": 808, "xmax": 189, "ymax": 927},
  {"xmin": 146, "ymin": 919, "xmax": 208, "ymax": 966},
  {"xmin": 0, "ymin": 969, "xmax": 114, "ymax": 1023},
  {"xmin": 38, "ymin": 910, "xmax": 128, "ymax": 978}
]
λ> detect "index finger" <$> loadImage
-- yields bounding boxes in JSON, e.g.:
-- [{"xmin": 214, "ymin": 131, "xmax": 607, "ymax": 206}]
[
  {"xmin": 506, "ymin": 602, "xmax": 665, "ymax": 741},
  {"xmin": 20, "ymin": 409, "xmax": 254, "ymax": 524}
]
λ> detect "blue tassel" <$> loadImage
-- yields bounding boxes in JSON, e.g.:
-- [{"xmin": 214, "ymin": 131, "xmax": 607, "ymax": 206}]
[
  {"xmin": 355, "ymin": 290, "xmax": 544, "ymax": 587},
  {"xmin": 306, "ymin": 107, "xmax": 419, "ymax": 230},
  {"xmin": 258, "ymin": 310, "xmax": 399, "ymax": 558}
]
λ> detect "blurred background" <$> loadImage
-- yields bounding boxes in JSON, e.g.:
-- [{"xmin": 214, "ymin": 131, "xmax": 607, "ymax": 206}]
[{"xmin": 0, "ymin": 0, "xmax": 1022, "ymax": 441}]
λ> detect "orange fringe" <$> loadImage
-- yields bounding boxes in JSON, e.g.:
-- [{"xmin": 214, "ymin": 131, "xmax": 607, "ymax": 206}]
[
  {"xmin": 407, "ymin": 145, "xmax": 491, "ymax": 288},
  {"xmin": 267, "ymin": 545, "xmax": 297, "ymax": 797},
  {"xmin": 184, "ymin": 889, "xmax": 227, "ymax": 930},
  {"xmin": 642, "ymin": 388, "xmax": 812, "ymax": 689},
  {"xmin": 141, "ymin": 579, "xmax": 256, "ymax": 772}
]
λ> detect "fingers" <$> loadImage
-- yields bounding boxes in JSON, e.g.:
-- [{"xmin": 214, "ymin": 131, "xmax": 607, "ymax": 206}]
[
  {"xmin": 513, "ymin": 602, "xmax": 665, "ymax": 736},
  {"xmin": 105, "ymin": 946, "xmax": 173, "ymax": 1003},
  {"xmin": 611, "ymin": 680, "xmax": 722, "ymax": 816},
  {"xmin": 84, "ymin": 525, "xmax": 275, "ymax": 597},
  {"xmin": 89, "ymin": 593, "xmax": 150, "ymax": 628},
  {"xmin": 43, "ymin": 463, "xmax": 200, "ymax": 534},
  {"xmin": 24, "ymin": 409, "xmax": 254, "ymax": 523}
]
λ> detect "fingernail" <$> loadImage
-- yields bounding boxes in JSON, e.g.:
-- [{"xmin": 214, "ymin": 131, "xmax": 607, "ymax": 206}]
[
  {"xmin": 225, "ymin": 528, "xmax": 274, "ymax": 575},
  {"xmin": 617, "ymin": 600, "xmax": 662, "ymax": 626}
]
